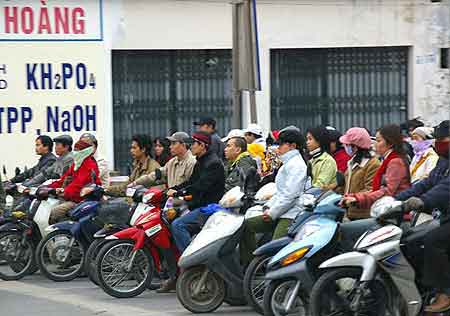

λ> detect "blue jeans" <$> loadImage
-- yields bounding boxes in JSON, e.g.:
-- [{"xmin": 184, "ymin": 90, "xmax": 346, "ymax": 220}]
[{"xmin": 171, "ymin": 208, "xmax": 209, "ymax": 253}]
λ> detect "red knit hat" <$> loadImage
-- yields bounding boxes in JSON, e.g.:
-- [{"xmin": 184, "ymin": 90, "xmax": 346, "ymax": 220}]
[
  {"xmin": 74, "ymin": 140, "xmax": 92, "ymax": 151},
  {"xmin": 192, "ymin": 132, "xmax": 211, "ymax": 146}
]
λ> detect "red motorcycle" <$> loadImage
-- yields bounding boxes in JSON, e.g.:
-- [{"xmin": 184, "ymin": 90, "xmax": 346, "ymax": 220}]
[{"xmin": 95, "ymin": 188, "xmax": 188, "ymax": 298}]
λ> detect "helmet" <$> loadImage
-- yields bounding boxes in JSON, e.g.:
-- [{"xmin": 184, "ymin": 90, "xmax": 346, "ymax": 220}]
[{"xmin": 53, "ymin": 135, "xmax": 73, "ymax": 147}]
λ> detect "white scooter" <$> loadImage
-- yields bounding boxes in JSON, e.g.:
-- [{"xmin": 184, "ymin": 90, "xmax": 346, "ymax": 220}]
[{"xmin": 176, "ymin": 169, "xmax": 276, "ymax": 313}]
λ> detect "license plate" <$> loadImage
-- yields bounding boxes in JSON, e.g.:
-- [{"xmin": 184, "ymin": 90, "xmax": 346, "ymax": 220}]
[{"xmin": 144, "ymin": 224, "xmax": 162, "ymax": 237}]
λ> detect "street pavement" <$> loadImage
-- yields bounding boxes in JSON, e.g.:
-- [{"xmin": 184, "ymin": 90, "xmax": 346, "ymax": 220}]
[{"xmin": 0, "ymin": 274, "xmax": 257, "ymax": 316}]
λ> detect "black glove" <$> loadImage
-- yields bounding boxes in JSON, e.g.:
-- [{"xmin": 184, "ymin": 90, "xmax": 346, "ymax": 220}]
[{"xmin": 403, "ymin": 197, "xmax": 425, "ymax": 212}]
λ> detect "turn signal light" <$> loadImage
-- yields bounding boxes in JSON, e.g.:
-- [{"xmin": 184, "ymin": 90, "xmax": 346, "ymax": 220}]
[{"xmin": 281, "ymin": 247, "xmax": 310, "ymax": 266}]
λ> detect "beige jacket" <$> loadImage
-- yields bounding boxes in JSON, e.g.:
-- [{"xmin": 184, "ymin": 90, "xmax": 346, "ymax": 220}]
[{"xmin": 135, "ymin": 151, "xmax": 196, "ymax": 189}]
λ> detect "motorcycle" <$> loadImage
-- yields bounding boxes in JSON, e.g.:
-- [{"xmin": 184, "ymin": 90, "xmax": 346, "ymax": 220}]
[
  {"xmin": 309, "ymin": 196, "xmax": 441, "ymax": 316},
  {"xmin": 176, "ymin": 168, "xmax": 275, "ymax": 314},
  {"xmin": 261, "ymin": 191, "xmax": 345, "ymax": 316},
  {"xmin": 95, "ymin": 188, "xmax": 188, "ymax": 298},
  {"xmin": 35, "ymin": 183, "xmax": 104, "ymax": 282},
  {"xmin": 0, "ymin": 184, "xmax": 59, "ymax": 280},
  {"xmin": 243, "ymin": 187, "xmax": 322, "ymax": 314}
]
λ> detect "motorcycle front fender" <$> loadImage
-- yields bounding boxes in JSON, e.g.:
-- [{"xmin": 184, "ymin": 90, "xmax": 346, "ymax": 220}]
[
  {"xmin": 253, "ymin": 236, "xmax": 292, "ymax": 256},
  {"xmin": 0, "ymin": 222, "xmax": 20, "ymax": 233},
  {"xmin": 319, "ymin": 251, "xmax": 377, "ymax": 282}
]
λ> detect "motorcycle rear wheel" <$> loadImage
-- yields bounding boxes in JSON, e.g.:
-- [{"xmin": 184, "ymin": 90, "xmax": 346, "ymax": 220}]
[
  {"xmin": 310, "ymin": 267, "xmax": 387, "ymax": 316},
  {"xmin": 176, "ymin": 266, "xmax": 226, "ymax": 313},
  {"xmin": 36, "ymin": 230, "xmax": 85, "ymax": 282},
  {"xmin": 96, "ymin": 239, "xmax": 154, "ymax": 298},
  {"xmin": 0, "ymin": 231, "xmax": 37, "ymax": 281}
]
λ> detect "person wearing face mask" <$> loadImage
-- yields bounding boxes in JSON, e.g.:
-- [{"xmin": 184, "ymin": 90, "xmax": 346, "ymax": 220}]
[
  {"xmin": 341, "ymin": 124, "xmax": 411, "ymax": 209},
  {"xmin": 79, "ymin": 133, "xmax": 110, "ymax": 187},
  {"xmin": 339, "ymin": 127, "xmax": 381, "ymax": 220},
  {"xmin": 408, "ymin": 126, "xmax": 438, "ymax": 183},
  {"xmin": 394, "ymin": 120, "xmax": 450, "ymax": 313}
]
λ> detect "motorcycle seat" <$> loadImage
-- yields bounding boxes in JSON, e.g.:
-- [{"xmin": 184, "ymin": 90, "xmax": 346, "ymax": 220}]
[{"xmin": 401, "ymin": 220, "xmax": 440, "ymax": 244}]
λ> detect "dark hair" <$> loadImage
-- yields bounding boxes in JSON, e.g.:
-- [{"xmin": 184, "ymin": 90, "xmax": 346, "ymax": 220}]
[
  {"xmin": 278, "ymin": 129, "xmax": 308, "ymax": 162},
  {"xmin": 306, "ymin": 126, "xmax": 331, "ymax": 153},
  {"xmin": 154, "ymin": 137, "xmax": 171, "ymax": 166},
  {"xmin": 327, "ymin": 129, "xmax": 343, "ymax": 150},
  {"xmin": 36, "ymin": 135, "xmax": 53, "ymax": 152},
  {"xmin": 377, "ymin": 124, "xmax": 405, "ymax": 156},
  {"xmin": 401, "ymin": 118, "xmax": 424, "ymax": 132},
  {"xmin": 353, "ymin": 148, "xmax": 372, "ymax": 165},
  {"xmin": 230, "ymin": 137, "xmax": 247, "ymax": 153},
  {"xmin": 131, "ymin": 134, "xmax": 153, "ymax": 157}
]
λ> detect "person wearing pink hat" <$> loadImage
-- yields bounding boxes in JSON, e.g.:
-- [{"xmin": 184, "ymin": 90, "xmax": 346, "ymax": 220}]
[{"xmin": 339, "ymin": 127, "xmax": 381, "ymax": 220}]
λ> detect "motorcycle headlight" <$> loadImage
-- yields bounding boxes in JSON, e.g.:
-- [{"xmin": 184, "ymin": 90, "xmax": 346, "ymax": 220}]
[{"xmin": 281, "ymin": 247, "xmax": 310, "ymax": 267}]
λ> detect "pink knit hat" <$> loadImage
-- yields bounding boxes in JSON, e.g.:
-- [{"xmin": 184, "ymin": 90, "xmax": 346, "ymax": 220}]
[{"xmin": 339, "ymin": 127, "xmax": 372, "ymax": 149}]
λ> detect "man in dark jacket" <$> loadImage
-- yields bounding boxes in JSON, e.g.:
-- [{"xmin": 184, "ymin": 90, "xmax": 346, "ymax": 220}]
[
  {"xmin": 161, "ymin": 132, "xmax": 225, "ymax": 292},
  {"xmin": 194, "ymin": 117, "xmax": 225, "ymax": 159},
  {"xmin": 224, "ymin": 136, "xmax": 257, "ymax": 191},
  {"xmin": 9, "ymin": 135, "xmax": 56, "ymax": 184},
  {"xmin": 395, "ymin": 120, "xmax": 450, "ymax": 313}
]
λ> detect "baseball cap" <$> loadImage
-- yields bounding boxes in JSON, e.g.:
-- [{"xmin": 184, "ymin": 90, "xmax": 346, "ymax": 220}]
[
  {"xmin": 167, "ymin": 132, "xmax": 190, "ymax": 143},
  {"xmin": 434, "ymin": 120, "xmax": 450, "ymax": 139},
  {"xmin": 191, "ymin": 132, "xmax": 211, "ymax": 146},
  {"xmin": 244, "ymin": 124, "xmax": 264, "ymax": 137},
  {"xmin": 339, "ymin": 127, "xmax": 372, "ymax": 150},
  {"xmin": 222, "ymin": 129, "xmax": 245, "ymax": 142},
  {"xmin": 193, "ymin": 117, "xmax": 216, "ymax": 128},
  {"xmin": 53, "ymin": 135, "xmax": 73, "ymax": 147}
]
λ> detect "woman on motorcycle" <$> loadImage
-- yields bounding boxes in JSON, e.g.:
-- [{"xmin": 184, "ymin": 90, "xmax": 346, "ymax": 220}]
[
  {"xmin": 341, "ymin": 124, "xmax": 410, "ymax": 209},
  {"xmin": 306, "ymin": 126, "xmax": 337, "ymax": 189},
  {"xmin": 339, "ymin": 127, "xmax": 381, "ymax": 220},
  {"xmin": 408, "ymin": 126, "xmax": 438, "ymax": 183}
]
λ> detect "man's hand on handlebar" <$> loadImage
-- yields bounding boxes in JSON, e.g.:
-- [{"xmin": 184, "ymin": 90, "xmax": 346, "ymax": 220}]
[
  {"xmin": 403, "ymin": 197, "xmax": 425, "ymax": 212},
  {"xmin": 167, "ymin": 189, "xmax": 177, "ymax": 197},
  {"xmin": 340, "ymin": 196, "xmax": 357, "ymax": 208}
]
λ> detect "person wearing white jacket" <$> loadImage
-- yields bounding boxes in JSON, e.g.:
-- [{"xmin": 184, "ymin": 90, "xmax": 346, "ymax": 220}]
[
  {"xmin": 409, "ymin": 126, "xmax": 439, "ymax": 183},
  {"xmin": 240, "ymin": 128, "xmax": 309, "ymax": 266}
]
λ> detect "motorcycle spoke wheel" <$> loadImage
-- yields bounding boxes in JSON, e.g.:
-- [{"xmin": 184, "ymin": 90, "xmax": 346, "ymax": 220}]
[
  {"xmin": 39, "ymin": 232, "xmax": 84, "ymax": 279},
  {"xmin": 0, "ymin": 232, "xmax": 34, "ymax": 280},
  {"xmin": 99, "ymin": 243, "xmax": 150, "ymax": 294}
]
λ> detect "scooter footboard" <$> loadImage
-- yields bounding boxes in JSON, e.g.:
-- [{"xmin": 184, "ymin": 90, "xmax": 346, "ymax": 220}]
[{"xmin": 319, "ymin": 251, "xmax": 377, "ymax": 282}]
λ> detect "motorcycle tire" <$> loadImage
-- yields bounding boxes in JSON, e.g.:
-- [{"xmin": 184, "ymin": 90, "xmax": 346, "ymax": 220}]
[
  {"xmin": 263, "ymin": 279, "xmax": 309, "ymax": 316},
  {"xmin": 243, "ymin": 254, "xmax": 272, "ymax": 314},
  {"xmin": 84, "ymin": 238, "xmax": 107, "ymax": 286},
  {"xmin": 310, "ymin": 267, "xmax": 387, "ymax": 316},
  {"xmin": 0, "ymin": 231, "xmax": 37, "ymax": 281},
  {"xmin": 36, "ymin": 230, "xmax": 85, "ymax": 282},
  {"xmin": 96, "ymin": 239, "xmax": 154, "ymax": 298},
  {"xmin": 176, "ymin": 266, "xmax": 226, "ymax": 313}
]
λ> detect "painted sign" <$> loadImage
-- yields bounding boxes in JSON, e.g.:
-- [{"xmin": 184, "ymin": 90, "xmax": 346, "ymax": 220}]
[
  {"xmin": 0, "ymin": 42, "xmax": 107, "ymax": 177},
  {"xmin": 0, "ymin": 0, "xmax": 103, "ymax": 41}
]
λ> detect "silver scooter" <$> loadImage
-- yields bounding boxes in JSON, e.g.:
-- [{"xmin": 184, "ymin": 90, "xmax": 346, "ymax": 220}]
[{"xmin": 309, "ymin": 196, "xmax": 442, "ymax": 316}]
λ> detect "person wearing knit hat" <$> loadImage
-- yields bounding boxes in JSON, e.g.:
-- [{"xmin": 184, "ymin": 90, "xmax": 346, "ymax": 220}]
[
  {"xmin": 48, "ymin": 139, "xmax": 101, "ymax": 224},
  {"xmin": 409, "ymin": 126, "xmax": 438, "ymax": 183},
  {"xmin": 338, "ymin": 127, "xmax": 381, "ymax": 220}
]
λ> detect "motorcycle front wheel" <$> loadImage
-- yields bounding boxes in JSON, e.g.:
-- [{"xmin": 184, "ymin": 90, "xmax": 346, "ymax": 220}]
[
  {"xmin": 310, "ymin": 267, "xmax": 387, "ymax": 316},
  {"xmin": 263, "ymin": 279, "xmax": 309, "ymax": 316},
  {"xmin": 0, "ymin": 231, "xmax": 37, "ymax": 281},
  {"xmin": 96, "ymin": 239, "xmax": 154, "ymax": 298},
  {"xmin": 84, "ymin": 238, "xmax": 107, "ymax": 286},
  {"xmin": 36, "ymin": 230, "xmax": 85, "ymax": 282},
  {"xmin": 243, "ymin": 254, "xmax": 272, "ymax": 314}
]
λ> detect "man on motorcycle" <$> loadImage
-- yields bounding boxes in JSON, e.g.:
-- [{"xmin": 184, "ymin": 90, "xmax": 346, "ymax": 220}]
[
  {"xmin": 22, "ymin": 135, "xmax": 74, "ymax": 187},
  {"xmin": 131, "ymin": 132, "xmax": 197, "ymax": 189},
  {"xmin": 48, "ymin": 140, "xmax": 102, "ymax": 224},
  {"xmin": 161, "ymin": 132, "xmax": 225, "ymax": 292},
  {"xmin": 193, "ymin": 117, "xmax": 224, "ymax": 159},
  {"xmin": 106, "ymin": 134, "xmax": 160, "ymax": 196},
  {"xmin": 224, "ymin": 136, "xmax": 257, "ymax": 192},
  {"xmin": 9, "ymin": 135, "xmax": 56, "ymax": 184},
  {"xmin": 240, "ymin": 128, "xmax": 309, "ymax": 267},
  {"xmin": 395, "ymin": 119, "xmax": 450, "ymax": 313}
]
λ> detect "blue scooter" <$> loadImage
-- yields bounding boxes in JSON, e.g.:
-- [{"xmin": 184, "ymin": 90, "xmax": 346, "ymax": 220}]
[
  {"xmin": 35, "ymin": 183, "xmax": 104, "ymax": 282},
  {"xmin": 262, "ymin": 191, "xmax": 345, "ymax": 316}
]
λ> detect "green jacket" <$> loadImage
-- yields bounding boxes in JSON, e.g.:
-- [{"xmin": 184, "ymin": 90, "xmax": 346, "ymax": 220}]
[
  {"xmin": 225, "ymin": 153, "xmax": 257, "ymax": 192},
  {"xmin": 310, "ymin": 152, "xmax": 337, "ymax": 188}
]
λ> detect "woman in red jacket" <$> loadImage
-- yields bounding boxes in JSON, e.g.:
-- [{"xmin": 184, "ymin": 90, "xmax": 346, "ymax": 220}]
[
  {"xmin": 342, "ymin": 124, "xmax": 411, "ymax": 209},
  {"xmin": 48, "ymin": 140, "xmax": 101, "ymax": 224}
]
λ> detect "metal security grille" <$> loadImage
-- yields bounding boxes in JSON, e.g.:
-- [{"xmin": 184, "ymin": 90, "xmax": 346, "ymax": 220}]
[
  {"xmin": 112, "ymin": 50, "xmax": 232, "ymax": 174},
  {"xmin": 271, "ymin": 47, "xmax": 408, "ymax": 133}
]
